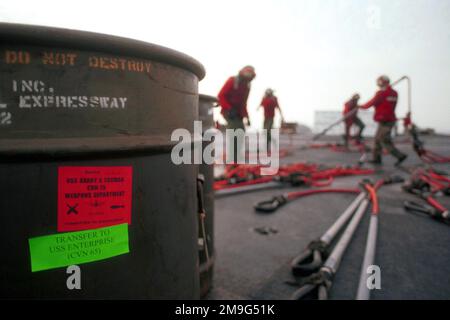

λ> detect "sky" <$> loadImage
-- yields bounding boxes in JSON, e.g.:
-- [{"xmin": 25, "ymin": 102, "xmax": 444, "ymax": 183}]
[{"xmin": 1, "ymin": 0, "xmax": 449, "ymax": 133}]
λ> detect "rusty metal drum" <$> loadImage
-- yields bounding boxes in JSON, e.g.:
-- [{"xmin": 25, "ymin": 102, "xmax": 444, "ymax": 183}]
[
  {"xmin": 198, "ymin": 94, "xmax": 216, "ymax": 297},
  {"xmin": 0, "ymin": 23, "xmax": 205, "ymax": 299}
]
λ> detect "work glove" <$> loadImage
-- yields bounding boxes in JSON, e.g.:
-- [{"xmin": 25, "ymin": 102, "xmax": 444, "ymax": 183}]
[{"xmin": 244, "ymin": 117, "xmax": 251, "ymax": 126}]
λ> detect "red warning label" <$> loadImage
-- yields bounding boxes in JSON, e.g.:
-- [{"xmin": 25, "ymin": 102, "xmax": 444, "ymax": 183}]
[{"xmin": 57, "ymin": 166, "xmax": 132, "ymax": 232}]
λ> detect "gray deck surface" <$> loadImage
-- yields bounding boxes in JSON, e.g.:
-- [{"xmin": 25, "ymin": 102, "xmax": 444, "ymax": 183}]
[{"xmin": 206, "ymin": 134, "xmax": 450, "ymax": 300}]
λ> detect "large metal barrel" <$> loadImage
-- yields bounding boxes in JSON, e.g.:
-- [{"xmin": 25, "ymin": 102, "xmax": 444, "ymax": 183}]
[
  {"xmin": 0, "ymin": 23, "xmax": 205, "ymax": 299},
  {"xmin": 198, "ymin": 94, "xmax": 216, "ymax": 297}
]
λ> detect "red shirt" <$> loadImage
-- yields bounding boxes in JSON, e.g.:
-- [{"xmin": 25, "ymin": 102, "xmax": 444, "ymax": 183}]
[
  {"xmin": 403, "ymin": 115, "xmax": 412, "ymax": 127},
  {"xmin": 260, "ymin": 96, "xmax": 279, "ymax": 119},
  {"xmin": 218, "ymin": 76, "xmax": 250, "ymax": 118},
  {"xmin": 361, "ymin": 86, "xmax": 398, "ymax": 122},
  {"xmin": 343, "ymin": 99, "xmax": 358, "ymax": 118}
]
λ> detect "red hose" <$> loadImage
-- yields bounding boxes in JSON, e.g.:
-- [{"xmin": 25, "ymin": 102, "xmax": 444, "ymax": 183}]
[
  {"xmin": 286, "ymin": 188, "xmax": 360, "ymax": 201},
  {"xmin": 305, "ymin": 176, "xmax": 334, "ymax": 187},
  {"xmin": 422, "ymin": 150, "xmax": 450, "ymax": 164},
  {"xmin": 373, "ymin": 179, "xmax": 385, "ymax": 191},
  {"xmin": 428, "ymin": 171, "xmax": 450, "ymax": 183},
  {"xmin": 220, "ymin": 148, "xmax": 292, "ymax": 165},
  {"xmin": 364, "ymin": 184, "xmax": 379, "ymax": 215},
  {"xmin": 419, "ymin": 174, "xmax": 447, "ymax": 192},
  {"xmin": 307, "ymin": 142, "xmax": 367, "ymax": 153},
  {"xmin": 426, "ymin": 196, "xmax": 448, "ymax": 213},
  {"xmin": 427, "ymin": 151, "xmax": 450, "ymax": 162},
  {"xmin": 215, "ymin": 162, "xmax": 375, "ymax": 191},
  {"xmin": 309, "ymin": 143, "xmax": 332, "ymax": 149}
]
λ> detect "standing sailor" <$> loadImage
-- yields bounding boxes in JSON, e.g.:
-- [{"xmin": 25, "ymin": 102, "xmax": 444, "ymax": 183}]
[
  {"xmin": 218, "ymin": 66, "xmax": 256, "ymax": 162},
  {"xmin": 343, "ymin": 93, "xmax": 365, "ymax": 147},
  {"xmin": 360, "ymin": 75, "xmax": 407, "ymax": 166},
  {"xmin": 258, "ymin": 88, "xmax": 283, "ymax": 150}
]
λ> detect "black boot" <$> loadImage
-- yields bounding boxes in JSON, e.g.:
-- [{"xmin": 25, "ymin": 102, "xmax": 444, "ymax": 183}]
[
  {"xmin": 368, "ymin": 159, "xmax": 382, "ymax": 165},
  {"xmin": 368, "ymin": 155, "xmax": 382, "ymax": 165},
  {"xmin": 395, "ymin": 154, "xmax": 408, "ymax": 167},
  {"xmin": 355, "ymin": 134, "xmax": 364, "ymax": 145}
]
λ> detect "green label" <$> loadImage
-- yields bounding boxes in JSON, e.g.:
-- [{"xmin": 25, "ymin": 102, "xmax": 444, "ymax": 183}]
[{"xmin": 29, "ymin": 223, "xmax": 129, "ymax": 272}]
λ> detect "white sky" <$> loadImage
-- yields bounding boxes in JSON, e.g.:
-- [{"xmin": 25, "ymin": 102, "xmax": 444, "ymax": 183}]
[{"xmin": 1, "ymin": 0, "xmax": 449, "ymax": 133}]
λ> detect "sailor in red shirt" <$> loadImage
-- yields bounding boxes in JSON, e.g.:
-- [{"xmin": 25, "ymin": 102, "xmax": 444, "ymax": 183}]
[
  {"xmin": 217, "ymin": 66, "xmax": 256, "ymax": 162},
  {"xmin": 218, "ymin": 65, "xmax": 255, "ymax": 125},
  {"xmin": 360, "ymin": 75, "xmax": 407, "ymax": 166},
  {"xmin": 403, "ymin": 111, "xmax": 412, "ymax": 133},
  {"xmin": 258, "ymin": 89, "xmax": 283, "ymax": 149},
  {"xmin": 343, "ymin": 93, "xmax": 365, "ymax": 147}
]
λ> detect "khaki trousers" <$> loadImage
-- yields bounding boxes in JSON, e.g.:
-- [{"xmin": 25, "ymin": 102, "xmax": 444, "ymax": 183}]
[{"xmin": 373, "ymin": 121, "xmax": 405, "ymax": 161}]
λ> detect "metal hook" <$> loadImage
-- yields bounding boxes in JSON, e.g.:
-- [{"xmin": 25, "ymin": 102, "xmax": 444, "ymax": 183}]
[
  {"xmin": 291, "ymin": 240, "xmax": 327, "ymax": 278},
  {"xmin": 254, "ymin": 195, "xmax": 288, "ymax": 213},
  {"xmin": 290, "ymin": 269, "xmax": 333, "ymax": 300}
]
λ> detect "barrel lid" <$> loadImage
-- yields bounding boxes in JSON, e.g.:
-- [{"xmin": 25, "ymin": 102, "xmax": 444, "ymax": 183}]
[{"xmin": 0, "ymin": 22, "xmax": 206, "ymax": 80}]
